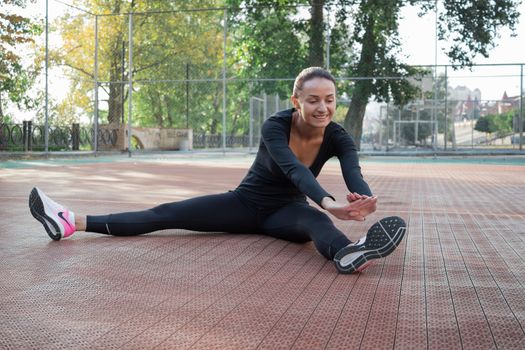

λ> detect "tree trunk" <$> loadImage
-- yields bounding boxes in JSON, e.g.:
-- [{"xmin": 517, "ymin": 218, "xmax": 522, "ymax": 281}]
[
  {"xmin": 343, "ymin": 11, "xmax": 377, "ymax": 150},
  {"xmin": 164, "ymin": 95, "xmax": 174, "ymax": 128},
  {"xmin": 0, "ymin": 91, "xmax": 3, "ymax": 123},
  {"xmin": 107, "ymin": 37, "xmax": 124, "ymax": 124},
  {"xmin": 309, "ymin": 0, "xmax": 324, "ymax": 67},
  {"xmin": 107, "ymin": 1, "xmax": 125, "ymax": 124},
  {"xmin": 345, "ymin": 92, "xmax": 369, "ymax": 149}
]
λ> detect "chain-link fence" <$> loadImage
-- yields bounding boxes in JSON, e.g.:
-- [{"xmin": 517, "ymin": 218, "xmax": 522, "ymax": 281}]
[{"xmin": 1, "ymin": 3, "xmax": 523, "ymax": 154}]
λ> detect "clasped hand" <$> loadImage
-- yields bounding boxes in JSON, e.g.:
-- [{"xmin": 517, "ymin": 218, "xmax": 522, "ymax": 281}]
[{"xmin": 321, "ymin": 192, "xmax": 377, "ymax": 221}]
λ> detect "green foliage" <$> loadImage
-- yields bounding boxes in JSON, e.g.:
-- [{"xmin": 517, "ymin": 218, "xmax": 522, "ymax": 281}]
[
  {"xmin": 340, "ymin": 0, "xmax": 520, "ymax": 148},
  {"xmin": 45, "ymin": 0, "xmax": 521, "ymax": 144},
  {"xmin": 226, "ymin": 0, "xmax": 308, "ymax": 98},
  {"xmin": 0, "ymin": 0, "xmax": 42, "ymax": 120},
  {"xmin": 475, "ymin": 111, "xmax": 514, "ymax": 136},
  {"xmin": 415, "ymin": 0, "xmax": 521, "ymax": 66}
]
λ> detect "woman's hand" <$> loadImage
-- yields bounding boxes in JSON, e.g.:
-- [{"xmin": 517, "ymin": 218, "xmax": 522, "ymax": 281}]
[
  {"xmin": 346, "ymin": 192, "xmax": 377, "ymax": 217},
  {"xmin": 321, "ymin": 196, "xmax": 377, "ymax": 221}
]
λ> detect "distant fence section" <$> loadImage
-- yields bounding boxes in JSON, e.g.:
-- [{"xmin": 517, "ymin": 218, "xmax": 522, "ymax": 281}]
[
  {"xmin": 0, "ymin": 123, "xmax": 197, "ymax": 152},
  {"xmin": 2, "ymin": 3, "xmax": 524, "ymax": 155},
  {"xmin": 0, "ymin": 122, "xmax": 109, "ymax": 152}
]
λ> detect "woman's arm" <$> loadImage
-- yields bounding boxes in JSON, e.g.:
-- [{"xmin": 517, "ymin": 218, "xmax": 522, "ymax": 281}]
[
  {"xmin": 333, "ymin": 128, "xmax": 373, "ymax": 196},
  {"xmin": 261, "ymin": 117, "xmax": 333, "ymax": 207},
  {"xmin": 321, "ymin": 195, "xmax": 377, "ymax": 221}
]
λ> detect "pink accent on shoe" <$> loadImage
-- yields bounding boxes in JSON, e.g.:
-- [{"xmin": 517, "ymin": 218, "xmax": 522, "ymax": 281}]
[
  {"xmin": 356, "ymin": 261, "xmax": 374, "ymax": 273},
  {"xmin": 57, "ymin": 209, "xmax": 76, "ymax": 238}
]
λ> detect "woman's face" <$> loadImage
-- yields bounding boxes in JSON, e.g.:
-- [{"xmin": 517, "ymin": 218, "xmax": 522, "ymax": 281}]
[{"xmin": 292, "ymin": 77, "xmax": 336, "ymax": 129}]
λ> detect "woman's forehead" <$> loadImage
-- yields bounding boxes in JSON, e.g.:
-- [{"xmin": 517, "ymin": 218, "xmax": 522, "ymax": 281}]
[
  {"xmin": 301, "ymin": 78, "xmax": 336, "ymax": 96},
  {"xmin": 302, "ymin": 77, "xmax": 336, "ymax": 90}
]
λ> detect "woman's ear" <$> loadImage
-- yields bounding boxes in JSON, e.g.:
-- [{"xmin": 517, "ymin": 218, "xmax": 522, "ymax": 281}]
[{"xmin": 291, "ymin": 95, "xmax": 300, "ymax": 110}]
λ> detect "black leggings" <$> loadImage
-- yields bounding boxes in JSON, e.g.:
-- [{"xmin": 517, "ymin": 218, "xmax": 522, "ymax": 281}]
[{"xmin": 86, "ymin": 192, "xmax": 351, "ymax": 260}]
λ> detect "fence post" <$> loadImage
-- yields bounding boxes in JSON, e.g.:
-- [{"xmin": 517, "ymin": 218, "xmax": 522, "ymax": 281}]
[
  {"xmin": 28, "ymin": 121, "xmax": 32, "ymax": 151},
  {"xmin": 221, "ymin": 8, "xmax": 227, "ymax": 153},
  {"xmin": 72, "ymin": 123, "xmax": 80, "ymax": 150},
  {"xmin": 127, "ymin": 12, "xmax": 133, "ymax": 157},
  {"xmin": 44, "ymin": 0, "xmax": 49, "ymax": 154},
  {"xmin": 94, "ymin": 14, "xmax": 99, "ymax": 154},
  {"xmin": 444, "ymin": 65, "xmax": 448, "ymax": 150},
  {"xmin": 186, "ymin": 62, "xmax": 190, "ymax": 129},
  {"xmin": 249, "ymin": 95, "xmax": 253, "ymax": 152},
  {"xmin": 23, "ymin": 121, "xmax": 28, "ymax": 152},
  {"xmin": 518, "ymin": 63, "xmax": 523, "ymax": 151},
  {"xmin": 386, "ymin": 103, "xmax": 389, "ymax": 152}
]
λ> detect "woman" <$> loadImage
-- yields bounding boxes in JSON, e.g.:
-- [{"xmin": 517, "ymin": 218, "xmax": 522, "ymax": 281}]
[{"xmin": 29, "ymin": 67, "xmax": 406, "ymax": 274}]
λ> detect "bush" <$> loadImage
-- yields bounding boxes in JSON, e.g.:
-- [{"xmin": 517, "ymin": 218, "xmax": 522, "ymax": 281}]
[{"xmin": 475, "ymin": 111, "xmax": 514, "ymax": 137}]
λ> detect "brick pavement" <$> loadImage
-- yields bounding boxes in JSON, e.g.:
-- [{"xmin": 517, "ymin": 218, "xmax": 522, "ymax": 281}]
[{"xmin": 1, "ymin": 157, "xmax": 524, "ymax": 349}]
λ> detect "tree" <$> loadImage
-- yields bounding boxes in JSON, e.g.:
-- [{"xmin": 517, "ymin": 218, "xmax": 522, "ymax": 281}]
[
  {"xmin": 339, "ymin": 0, "xmax": 520, "ymax": 149},
  {"xmin": 475, "ymin": 111, "xmax": 514, "ymax": 141},
  {"xmin": 0, "ymin": 0, "xmax": 42, "ymax": 122},
  {"xmin": 227, "ymin": 0, "xmax": 520, "ymax": 149},
  {"xmin": 54, "ymin": 0, "xmax": 225, "ymax": 130}
]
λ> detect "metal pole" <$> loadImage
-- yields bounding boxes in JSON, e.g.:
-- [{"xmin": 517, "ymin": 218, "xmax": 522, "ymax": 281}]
[
  {"xmin": 93, "ymin": 15, "xmax": 99, "ymax": 154},
  {"xmin": 386, "ymin": 103, "xmax": 389, "ymax": 151},
  {"xmin": 432, "ymin": 0, "xmax": 438, "ymax": 151},
  {"xmin": 518, "ymin": 64, "xmax": 523, "ymax": 151},
  {"xmin": 471, "ymin": 112, "xmax": 474, "ymax": 149},
  {"xmin": 249, "ymin": 96, "xmax": 253, "ymax": 152},
  {"xmin": 444, "ymin": 65, "xmax": 448, "ymax": 150},
  {"xmin": 186, "ymin": 63, "xmax": 189, "ymax": 129},
  {"xmin": 128, "ymin": 13, "xmax": 133, "ymax": 157},
  {"xmin": 326, "ymin": 25, "xmax": 330, "ymax": 70},
  {"xmin": 222, "ymin": 9, "xmax": 227, "ymax": 153},
  {"xmin": 263, "ymin": 93, "xmax": 267, "ymax": 120},
  {"xmin": 379, "ymin": 106, "xmax": 383, "ymax": 149},
  {"xmin": 44, "ymin": 0, "xmax": 49, "ymax": 154},
  {"xmin": 121, "ymin": 41, "xmax": 125, "ymax": 124},
  {"xmin": 415, "ymin": 106, "xmax": 419, "ymax": 145}
]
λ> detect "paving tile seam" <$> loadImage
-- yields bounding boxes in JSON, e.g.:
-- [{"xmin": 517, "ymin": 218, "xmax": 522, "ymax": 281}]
[
  {"xmin": 356, "ymin": 259, "xmax": 387, "ymax": 350},
  {"xmin": 179, "ymin": 244, "xmax": 308, "ymax": 349},
  {"xmin": 477, "ymin": 214, "xmax": 525, "ymax": 260},
  {"xmin": 321, "ymin": 275, "xmax": 362, "ymax": 350},
  {"xmin": 256, "ymin": 260, "xmax": 338, "ymax": 349},
  {"xmin": 430, "ymin": 212, "xmax": 464, "ymax": 349},
  {"xmin": 215, "ymin": 249, "xmax": 318, "ymax": 350},
  {"xmin": 391, "ymin": 214, "xmax": 414, "ymax": 350},
  {"xmin": 88, "ymin": 235, "xmax": 265, "ymax": 347},
  {"xmin": 104, "ymin": 236, "xmax": 275, "ymax": 349},
  {"xmin": 442, "ymin": 213, "xmax": 499, "ymax": 348},
  {"xmin": 6, "ymin": 234, "xmax": 198, "ymax": 323},
  {"xmin": 287, "ymin": 265, "xmax": 342, "ymax": 350},
  {"xmin": 254, "ymin": 260, "xmax": 330, "ymax": 350},
  {"xmin": 151, "ymin": 242, "xmax": 297, "ymax": 350},
  {"xmin": 75, "ymin": 235, "xmax": 230, "ymax": 310},
  {"xmin": 456, "ymin": 213, "xmax": 525, "ymax": 337},
  {"xmin": 131, "ymin": 238, "xmax": 289, "ymax": 349}
]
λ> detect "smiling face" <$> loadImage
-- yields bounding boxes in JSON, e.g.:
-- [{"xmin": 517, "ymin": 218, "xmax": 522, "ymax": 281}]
[{"xmin": 291, "ymin": 77, "xmax": 336, "ymax": 129}]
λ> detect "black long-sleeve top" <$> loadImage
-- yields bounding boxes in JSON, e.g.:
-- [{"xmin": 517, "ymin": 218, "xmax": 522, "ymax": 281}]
[{"xmin": 235, "ymin": 108, "xmax": 372, "ymax": 211}]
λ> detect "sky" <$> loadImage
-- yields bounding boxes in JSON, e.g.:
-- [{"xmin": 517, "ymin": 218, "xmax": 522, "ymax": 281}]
[
  {"xmin": 9, "ymin": 0, "xmax": 525, "ymax": 103},
  {"xmin": 398, "ymin": 2, "xmax": 525, "ymax": 100}
]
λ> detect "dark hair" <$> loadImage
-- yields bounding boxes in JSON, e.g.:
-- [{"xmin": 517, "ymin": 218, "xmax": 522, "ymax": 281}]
[{"xmin": 293, "ymin": 67, "xmax": 336, "ymax": 98}]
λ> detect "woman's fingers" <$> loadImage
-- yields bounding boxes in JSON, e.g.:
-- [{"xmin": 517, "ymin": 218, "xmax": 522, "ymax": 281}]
[{"xmin": 346, "ymin": 193, "xmax": 358, "ymax": 202}]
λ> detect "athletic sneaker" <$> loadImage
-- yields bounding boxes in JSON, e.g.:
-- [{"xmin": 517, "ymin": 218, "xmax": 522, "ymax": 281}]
[
  {"xmin": 334, "ymin": 216, "xmax": 406, "ymax": 274},
  {"xmin": 29, "ymin": 187, "xmax": 76, "ymax": 240}
]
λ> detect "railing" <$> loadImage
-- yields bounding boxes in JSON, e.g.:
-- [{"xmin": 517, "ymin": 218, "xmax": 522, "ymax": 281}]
[
  {"xmin": 192, "ymin": 133, "xmax": 258, "ymax": 149},
  {"xmin": 0, "ymin": 122, "xmax": 118, "ymax": 151}
]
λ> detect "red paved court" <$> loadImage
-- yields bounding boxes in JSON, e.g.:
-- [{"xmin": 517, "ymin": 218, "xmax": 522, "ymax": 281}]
[{"xmin": 1, "ymin": 155, "xmax": 524, "ymax": 349}]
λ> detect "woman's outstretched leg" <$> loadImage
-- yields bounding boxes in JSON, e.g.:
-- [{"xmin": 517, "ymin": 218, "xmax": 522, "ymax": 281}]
[
  {"xmin": 29, "ymin": 187, "xmax": 259, "ymax": 240},
  {"xmin": 261, "ymin": 201, "xmax": 407, "ymax": 274},
  {"xmin": 261, "ymin": 202, "xmax": 351, "ymax": 260}
]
